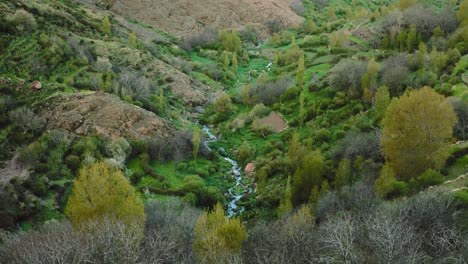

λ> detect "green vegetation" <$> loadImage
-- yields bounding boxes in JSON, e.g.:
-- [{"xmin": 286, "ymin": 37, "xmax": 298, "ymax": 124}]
[{"xmin": 1, "ymin": 0, "xmax": 468, "ymax": 262}]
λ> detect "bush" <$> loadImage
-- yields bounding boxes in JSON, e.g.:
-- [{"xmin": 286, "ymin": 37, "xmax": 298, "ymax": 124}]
[
  {"xmin": 289, "ymin": 0, "xmax": 305, "ymax": 15},
  {"xmin": 381, "ymin": 54, "xmax": 410, "ymax": 95},
  {"xmin": 410, "ymin": 169, "xmax": 445, "ymax": 191},
  {"xmin": 9, "ymin": 107, "xmax": 46, "ymax": 134},
  {"xmin": 329, "ymin": 59, "xmax": 367, "ymax": 93},
  {"xmin": 5, "ymin": 9, "xmax": 37, "ymax": 33},
  {"xmin": 250, "ymin": 77, "xmax": 292, "ymax": 105},
  {"xmin": 266, "ymin": 18, "xmax": 285, "ymax": 34},
  {"xmin": 181, "ymin": 27, "xmax": 218, "ymax": 51}
]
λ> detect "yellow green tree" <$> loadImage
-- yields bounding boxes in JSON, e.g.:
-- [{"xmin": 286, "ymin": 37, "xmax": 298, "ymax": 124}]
[
  {"xmin": 219, "ymin": 30, "xmax": 241, "ymax": 53},
  {"xmin": 309, "ymin": 185, "xmax": 319, "ymax": 206},
  {"xmin": 223, "ymin": 52, "xmax": 230, "ymax": 72},
  {"xmin": 128, "ymin": 31, "xmax": 137, "ymax": 47},
  {"xmin": 241, "ymin": 83, "xmax": 251, "ymax": 106},
  {"xmin": 361, "ymin": 58, "xmax": 380, "ymax": 102},
  {"xmin": 373, "ymin": 86, "xmax": 391, "ymax": 124},
  {"xmin": 296, "ymin": 51, "xmax": 305, "ymax": 89},
  {"xmin": 333, "ymin": 159, "xmax": 352, "ymax": 189},
  {"xmin": 277, "ymin": 176, "xmax": 293, "ymax": 217},
  {"xmin": 194, "ymin": 203, "xmax": 247, "ymax": 263},
  {"xmin": 397, "ymin": 0, "xmax": 419, "ymax": 10},
  {"xmin": 458, "ymin": 0, "xmax": 468, "ymax": 26},
  {"xmin": 102, "ymin": 15, "xmax": 111, "ymax": 36},
  {"xmin": 374, "ymin": 163, "xmax": 397, "ymax": 197},
  {"xmin": 416, "ymin": 42, "xmax": 427, "ymax": 69},
  {"xmin": 287, "ymin": 131, "xmax": 306, "ymax": 170},
  {"xmin": 406, "ymin": 24, "xmax": 418, "ymax": 52},
  {"xmin": 232, "ymin": 52, "xmax": 238, "ymax": 75},
  {"xmin": 292, "ymin": 150, "xmax": 325, "ymax": 205},
  {"xmin": 65, "ymin": 161, "xmax": 145, "ymax": 229},
  {"xmin": 381, "ymin": 87, "xmax": 457, "ymax": 179},
  {"xmin": 213, "ymin": 94, "xmax": 234, "ymax": 114},
  {"xmin": 192, "ymin": 127, "xmax": 201, "ymax": 160}
]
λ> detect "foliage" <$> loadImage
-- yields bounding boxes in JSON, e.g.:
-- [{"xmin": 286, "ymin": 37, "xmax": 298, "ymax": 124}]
[
  {"xmin": 193, "ymin": 203, "xmax": 247, "ymax": 263},
  {"xmin": 102, "ymin": 16, "xmax": 111, "ymax": 36},
  {"xmin": 333, "ymin": 159, "xmax": 352, "ymax": 190},
  {"xmin": 296, "ymin": 51, "xmax": 305, "ymax": 89},
  {"xmin": 277, "ymin": 176, "xmax": 293, "ymax": 217},
  {"xmin": 381, "ymin": 87, "xmax": 457, "ymax": 179},
  {"xmin": 65, "ymin": 162, "xmax": 145, "ymax": 229},
  {"xmin": 329, "ymin": 59, "xmax": 367, "ymax": 96},
  {"xmin": 373, "ymin": 86, "xmax": 391, "ymax": 124},
  {"xmin": 192, "ymin": 127, "xmax": 201, "ymax": 159},
  {"xmin": 249, "ymin": 77, "xmax": 292, "ymax": 105},
  {"xmin": 292, "ymin": 150, "xmax": 325, "ymax": 205},
  {"xmin": 9, "ymin": 107, "xmax": 46, "ymax": 134}
]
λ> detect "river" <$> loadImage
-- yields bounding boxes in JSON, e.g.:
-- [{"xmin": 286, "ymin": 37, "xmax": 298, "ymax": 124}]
[{"xmin": 202, "ymin": 125, "xmax": 253, "ymax": 218}]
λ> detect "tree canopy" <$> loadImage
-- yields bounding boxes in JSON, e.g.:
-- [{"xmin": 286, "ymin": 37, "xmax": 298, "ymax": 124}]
[
  {"xmin": 65, "ymin": 161, "xmax": 145, "ymax": 229},
  {"xmin": 381, "ymin": 87, "xmax": 457, "ymax": 179}
]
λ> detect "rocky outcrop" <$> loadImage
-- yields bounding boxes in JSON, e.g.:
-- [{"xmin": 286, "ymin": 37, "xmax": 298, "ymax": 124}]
[{"xmin": 45, "ymin": 93, "xmax": 174, "ymax": 140}]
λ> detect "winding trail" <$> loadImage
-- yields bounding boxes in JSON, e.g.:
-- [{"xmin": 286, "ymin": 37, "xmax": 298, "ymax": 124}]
[{"xmin": 202, "ymin": 125, "xmax": 253, "ymax": 218}]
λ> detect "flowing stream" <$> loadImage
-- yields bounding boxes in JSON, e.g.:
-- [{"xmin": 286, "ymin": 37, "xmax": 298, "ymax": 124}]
[{"xmin": 202, "ymin": 125, "xmax": 253, "ymax": 218}]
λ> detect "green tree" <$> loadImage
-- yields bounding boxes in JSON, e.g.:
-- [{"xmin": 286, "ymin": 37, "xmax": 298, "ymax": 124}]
[
  {"xmin": 232, "ymin": 52, "xmax": 238, "ymax": 75},
  {"xmin": 373, "ymin": 86, "xmax": 391, "ymax": 124},
  {"xmin": 65, "ymin": 162, "xmax": 145, "ymax": 229},
  {"xmin": 194, "ymin": 203, "xmax": 247, "ymax": 263},
  {"xmin": 374, "ymin": 163, "xmax": 397, "ymax": 197},
  {"xmin": 397, "ymin": 0, "xmax": 419, "ymax": 10},
  {"xmin": 192, "ymin": 127, "xmax": 201, "ymax": 160},
  {"xmin": 292, "ymin": 150, "xmax": 325, "ymax": 205},
  {"xmin": 219, "ymin": 30, "xmax": 241, "ymax": 53},
  {"xmin": 458, "ymin": 0, "xmax": 468, "ymax": 26},
  {"xmin": 319, "ymin": 179, "xmax": 330, "ymax": 197},
  {"xmin": 287, "ymin": 131, "xmax": 306, "ymax": 170},
  {"xmin": 406, "ymin": 24, "xmax": 418, "ymax": 52},
  {"xmin": 277, "ymin": 176, "xmax": 293, "ymax": 217},
  {"xmin": 309, "ymin": 185, "xmax": 320, "ymax": 206},
  {"xmin": 361, "ymin": 58, "xmax": 380, "ymax": 102},
  {"xmin": 303, "ymin": 19, "xmax": 317, "ymax": 34},
  {"xmin": 398, "ymin": 30, "xmax": 407, "ymax": 52},
  {"xmin": 416, "ymin": 42, "xmax": 427, "ymax": 69},
  {"xmin": 128, "ymin": 31, "xmax": 137, "ymax": 47},
  {"xmin": 223, "ymin": 52, "xmax": 230, "ymax": 72},
  {"xmin": 381, "ymin": 87, "xmax": 457, "ymax": 179},
  {"xmin": 296, "ymin": 51, "xmax": 305, "ymax": 89},
  {"xmin": 430, "ymin": 46, "xmax": 448, "ymax": 76},
  {"xmin": 102, "ymin": 15, "xmax": 111, "ymax": 36},
  {"xmin": 298, "ymin": 89, "xmax": 307, "ymax": 127},
  {"xmin": 241, "ymin": 83, "xmax": 251, "ymax": 106},
  {"xmin": 213, "ymin": 94, "xmax": 233, "ymax": 114},
  {"xmin": 333, "ymin": 159, "xmax": 352, "ymax": 189}
]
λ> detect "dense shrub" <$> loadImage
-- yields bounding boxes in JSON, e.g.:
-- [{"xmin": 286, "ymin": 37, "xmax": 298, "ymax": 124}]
[
  {"xmin": 5, "ymin": 9, "xmax": 37, "ymax": 34},
  {"xmin": 289, "ymin": 0, "xmax": 305, "ymax": 16},
  {"xmin": 181, "ymin": 27, "xmax": 218, "ymax": 51},
  {"xmin": 9, "ymin": 107, "xmax": 46, "ymax": 135},
  {"xmin": 381, "ymin": 54, "xmax": 410, "ymax": 95},
  {"xmin": 329, "ymin": 59, "xmax": 367, "ymax": 94},
  {"xmin": 250, "ymin": 77, "xmax": 292, "ymax": 105}
]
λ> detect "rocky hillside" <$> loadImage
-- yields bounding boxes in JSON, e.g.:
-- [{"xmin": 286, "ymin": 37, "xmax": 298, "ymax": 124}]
[
  {"xmin": 45, "ymin": 93, "xmax": 174, "ymax": 140},
  {"xmin": 107, "ymin": 0, "xmax": 303, "ymax": 38}
]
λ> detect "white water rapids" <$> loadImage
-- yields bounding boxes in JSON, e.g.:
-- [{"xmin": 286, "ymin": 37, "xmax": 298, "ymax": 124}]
[{"xmin": 202, "ymin": 125, "xmax": 253, "ymax": 218}]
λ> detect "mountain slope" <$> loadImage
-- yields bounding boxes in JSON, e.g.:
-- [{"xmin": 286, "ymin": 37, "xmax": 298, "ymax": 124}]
[{"xmin": 109, "ymin": 0, "xmax": 303, "ymax": 38}]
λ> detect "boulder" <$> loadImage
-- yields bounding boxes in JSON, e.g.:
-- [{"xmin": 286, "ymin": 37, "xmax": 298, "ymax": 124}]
[{"xmin": 244, "ymin": 162, "xmax": 255, "ymax": 176}]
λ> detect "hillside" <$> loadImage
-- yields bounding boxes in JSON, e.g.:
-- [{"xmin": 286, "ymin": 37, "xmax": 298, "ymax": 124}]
[
  {"xmin": 106, "ymin": 0, "xmax": 303, "ymax": 38},
  {"xmin": 1, "ymin": 0, "xmax": 468, "ymax": 263}
]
